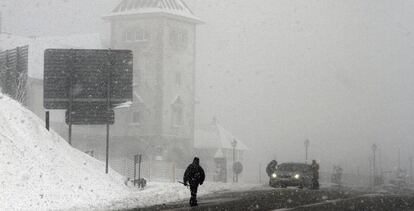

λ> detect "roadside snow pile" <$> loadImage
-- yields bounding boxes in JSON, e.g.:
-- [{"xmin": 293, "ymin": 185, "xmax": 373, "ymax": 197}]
[
  {"xmin": 0, "ymin": 95, "xmax": 130, "ymax": 210},
  {"xmin": 0, "ymin": 94, "xmax": 261, "ymax": 210}
]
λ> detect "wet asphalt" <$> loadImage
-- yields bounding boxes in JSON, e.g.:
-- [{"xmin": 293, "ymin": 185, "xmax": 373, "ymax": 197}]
[{"xmin": 130, "ymin": 187, "xmax": 367, "ymax": 211}]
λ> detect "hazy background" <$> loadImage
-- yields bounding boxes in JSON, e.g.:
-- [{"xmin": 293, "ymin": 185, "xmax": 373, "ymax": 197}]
[{"xmin": 1, "ymin": 0, "xmax": 414, "ymax": 179}]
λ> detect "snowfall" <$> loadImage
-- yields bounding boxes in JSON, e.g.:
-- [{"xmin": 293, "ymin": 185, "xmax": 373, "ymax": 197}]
[{"xmin": 0, "ymin": 94, "xmax": 259, "ymax": 210}]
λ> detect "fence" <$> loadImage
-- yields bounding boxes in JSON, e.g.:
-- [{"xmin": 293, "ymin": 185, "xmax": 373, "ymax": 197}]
[
  {"xmin": 105, "ymin": 157, "xmax": 185, "ymax": 182},
  {"xmin": 0, "ymin": 45, "xmax": 29, "ymax": 104}
]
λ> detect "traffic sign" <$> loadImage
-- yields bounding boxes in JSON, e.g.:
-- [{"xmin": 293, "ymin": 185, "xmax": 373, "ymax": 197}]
[
  {"xmin": 44, "ymin": 49, "xmax": 133, "ymax": 109},
  {"xmin": 233, "ymin": 161, "xmax": 243, "ymax": 174},
  {"xmin": 65, "ymin": 103, "xmax": 115, "ymax": 125}
]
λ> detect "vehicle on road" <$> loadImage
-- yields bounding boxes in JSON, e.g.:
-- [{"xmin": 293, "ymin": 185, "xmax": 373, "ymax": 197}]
[{"xmin": 269, "ymin": 162, "xmax": 318, "ymax": 189}]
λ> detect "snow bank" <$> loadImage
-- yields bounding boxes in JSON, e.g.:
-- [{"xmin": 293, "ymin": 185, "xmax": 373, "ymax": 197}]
[
  {"xmin": 0, "ymin": 94, "xmax": 130, "ymax": 210},
  {"xmin": 0, "ymin": 94, "xmax": 260, "ymax": 210}
]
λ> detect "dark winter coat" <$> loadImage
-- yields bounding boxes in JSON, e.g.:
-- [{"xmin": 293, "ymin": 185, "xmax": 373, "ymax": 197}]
[
  {"xmin": 266, "ymin": 160, "xmax": 278, "ymax": 177},
  {"xmin": 184, "ymin": 158, "xmax": 205, "ymax": 186},
  {"xmin": 311, "ymin": 161, "xmax": 320, "ymax": 179}
]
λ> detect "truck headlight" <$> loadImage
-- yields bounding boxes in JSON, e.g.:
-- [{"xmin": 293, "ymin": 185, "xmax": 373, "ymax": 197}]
[
  {"xmin": 294, "ymin": 174, "xmax": 300, "ymax": 179},
  {"xmin": 272, "ymin": 173, "xmax": 277, "ymax": 178}
]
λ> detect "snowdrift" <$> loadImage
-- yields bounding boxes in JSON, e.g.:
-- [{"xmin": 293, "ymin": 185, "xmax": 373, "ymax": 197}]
[{"xmin": 0, "ymin": 94, "xmax": 130, "ymax": 210}]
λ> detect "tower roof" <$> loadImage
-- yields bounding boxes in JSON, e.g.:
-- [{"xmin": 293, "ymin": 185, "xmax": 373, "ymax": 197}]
[{"xmin": 104, "ymin": 0, "xmax": 202, "ymax": 24}]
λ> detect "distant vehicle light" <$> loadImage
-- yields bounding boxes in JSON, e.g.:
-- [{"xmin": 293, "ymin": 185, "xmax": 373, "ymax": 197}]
[
  {"xmin": 272, "ymin": 173, "xmax": 277, "ymax": 178},
  {"xmin": 294, "ymin": 174, "xmax": 300, "ymax": 179}
]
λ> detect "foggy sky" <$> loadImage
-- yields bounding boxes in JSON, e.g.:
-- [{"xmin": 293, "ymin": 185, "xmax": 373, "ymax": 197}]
[
  {"xmin": 191, "ymin": 0, "xmax": 414, "ymax": 174},
  {"xmin": 2, "ymin": 0, "xmax": 414, "ymax": 176}
]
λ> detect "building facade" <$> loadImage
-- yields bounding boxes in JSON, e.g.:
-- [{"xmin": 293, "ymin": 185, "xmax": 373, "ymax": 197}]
[
  {"xmin": 104, "ymin": 0, "xmax": 202, "ymax": 167},
  {"xmin": 0, "ymin": 0, "xmax": 203, "ymax": 178}
]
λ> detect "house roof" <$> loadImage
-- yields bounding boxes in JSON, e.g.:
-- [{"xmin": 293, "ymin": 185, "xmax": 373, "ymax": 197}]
[
  {"xmin": 104, "ymin": 0, "xmax": 202, "ymax": 23},
  {"xmin": 194, "ymin": 119, "xmax": 249, "ymax": 151}
]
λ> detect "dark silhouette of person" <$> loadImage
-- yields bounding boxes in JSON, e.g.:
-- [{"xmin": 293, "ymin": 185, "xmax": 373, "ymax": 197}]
[
  {"xmin": 266, "ymin": 160, "xmax": 278, "ymax": 177},
  {"xmin": 311, "ymin": 160, "xmax": 320, "ymax": 189},
  {"xmin": 184, "ymin": 157, "xmax": 205, "ymax": 207}
]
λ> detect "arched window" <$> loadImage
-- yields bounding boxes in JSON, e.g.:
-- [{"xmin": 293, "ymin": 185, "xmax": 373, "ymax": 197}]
[{"xmin": 171, "ymin": 96, "xmax": 184, "ymax": 127}]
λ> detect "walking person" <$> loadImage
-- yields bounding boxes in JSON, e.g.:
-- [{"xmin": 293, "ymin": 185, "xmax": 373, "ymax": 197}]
[
  {"xmin": 311, "ymin": 160, "xmax": 320, "ymax": 189},
  {"xmin": 183, "ymin": 157, "xmax": 205, "ymax": 207},
  {"xmin": 266, "ymin": 160, "xmax": 278, "ymax": 177}
]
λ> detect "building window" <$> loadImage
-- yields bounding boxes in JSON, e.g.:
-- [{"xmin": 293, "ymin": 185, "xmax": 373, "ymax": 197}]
[
  {"xmin": 135, "ymin": 29, "xmax": 149, "ymax": 41},
  {"xmin": 171, "ymin": 97, "xmax": 184, "ymax": 127},
  {"xmin": 124, "ymin": 31, "xmax": 135, "ymax": 42},
  {"xmin": 169, "ymin": 28, "xmax": 188, "ymax": 50},
  {"xmin": 172, "ymin": 106, "xmax": 183, "ymax": 126},
  {"xmin": 124, "ymin": 28, "xmax": 149, "ymax": 42},
  {"xmin": 178, "ymin": 30, "xmax": 188, "ymax": 43}
]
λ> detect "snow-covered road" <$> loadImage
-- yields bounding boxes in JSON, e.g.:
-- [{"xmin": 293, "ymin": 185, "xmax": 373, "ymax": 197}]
[{"xmin": 94, "ymin": 182, "xmax": 260, "ymax": 210}]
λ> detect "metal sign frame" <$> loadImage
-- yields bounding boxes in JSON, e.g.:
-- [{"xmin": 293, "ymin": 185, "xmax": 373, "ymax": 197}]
[
  {"xmin": 43, "ymin": 48, "xmax": 133, "ymax": 175},
  {"xmin": 44, "ymin": 49, "xmax": 133, "ymax": 111}
]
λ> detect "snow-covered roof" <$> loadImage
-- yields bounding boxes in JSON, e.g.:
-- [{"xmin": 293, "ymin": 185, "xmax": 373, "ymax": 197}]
[
  {"xmin": 0, "ymin": 33, "xmax": 103, "ymax": 79},
  {"xmin": 104, "ymin": 0, "xmax": 202, "ymax": 24},
  {"xmin": 194, "ymin": 119, "xmax": 249, "ymax": 151}
]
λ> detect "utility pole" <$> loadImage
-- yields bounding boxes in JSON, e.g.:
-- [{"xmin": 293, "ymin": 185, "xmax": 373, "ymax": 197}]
[
  {"xmin": 410, "ymin": 157, "xmax": 413, "ymax": 184},
  {"xmin": 231, "ymin": 139, "xmax": 237, "ymax": 183},
  {"xmin": 397, "ymin": 148, "xmax": 402, "ymax": 192},
  {"xmin": 371, "ymin": 144, "xmax": 378, "ymax": 189},
  {"xmin": 398, "ymin": 148, "xmax": 401, "ymax": 172},
  {"xmin": 304, "ymin": 139, "xmax": 310, "ymax": 164},
  {"xmin": 105, "ymin": 50, "xmax": 113, "ymax": 174},
  {"xmin": 259, "ymin": 163, "xmax": 262, "ymax": 184}
]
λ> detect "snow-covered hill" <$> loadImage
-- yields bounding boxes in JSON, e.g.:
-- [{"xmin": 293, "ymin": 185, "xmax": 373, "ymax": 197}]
[
  {"xmin": 0, "ymin": 94, "xmax": 130, "ymax": 210},
  {"xmin": 0, "ymin": 93, "xmax": 259, "ymax": 210}
]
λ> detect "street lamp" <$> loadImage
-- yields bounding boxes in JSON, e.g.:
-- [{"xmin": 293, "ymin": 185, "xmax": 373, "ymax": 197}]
[
  {"xmin": 231, "ymin": 139, "xmax": 238, "ymax": 183},
  {"xmin": 410, "ymin": 157, "xmax": 413, "ymax": 185},
  {"xmin": 304, "ymin": 139, "xmax": 310, "ymax": 164},
  {"xmin": 371, "ymin": 143, "xmax": 378, "ymax": 189}
]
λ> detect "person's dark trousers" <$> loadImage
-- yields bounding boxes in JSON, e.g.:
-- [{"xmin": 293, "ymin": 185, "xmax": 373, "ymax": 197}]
[{"xmin": 189, "ymin": 183, "xmax": 199, "ymax": 206}]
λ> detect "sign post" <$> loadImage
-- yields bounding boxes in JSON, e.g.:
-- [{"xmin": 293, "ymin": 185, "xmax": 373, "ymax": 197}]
[
  {"xmin": 67, "ymin": 50, "xmax": 76, "ymax": 145},
  {"xmin": 138, "ymin": 154, "xmax": 142, "ymax": 185},
  {"xmin": 134, "ymin": 155, "xmax": 138, "ymax": 187},
  {"xmin": 231, "ymin": 139, "xmax": 237, "ymax": 182},
  {"xmin": 105, "ymin": 51, "xmax": 112, "ymax": 174},
  {"xmin": 304, "ymin": 139, "xmax": 310, "ymax": 164},
  {"xmin": 45, "ymin": 111, "xmax": 50, "ymax": 130},
  {"xmin": 233, "ymin": 161, "xmax": 243, "ymax": 183},
  {"xmin": 44, "ymin": 49, "xmax": 133, "ymax": 174},
  {"xmin": 134, "ymin": 154, "xmax": 142, "ymax": 187}
]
